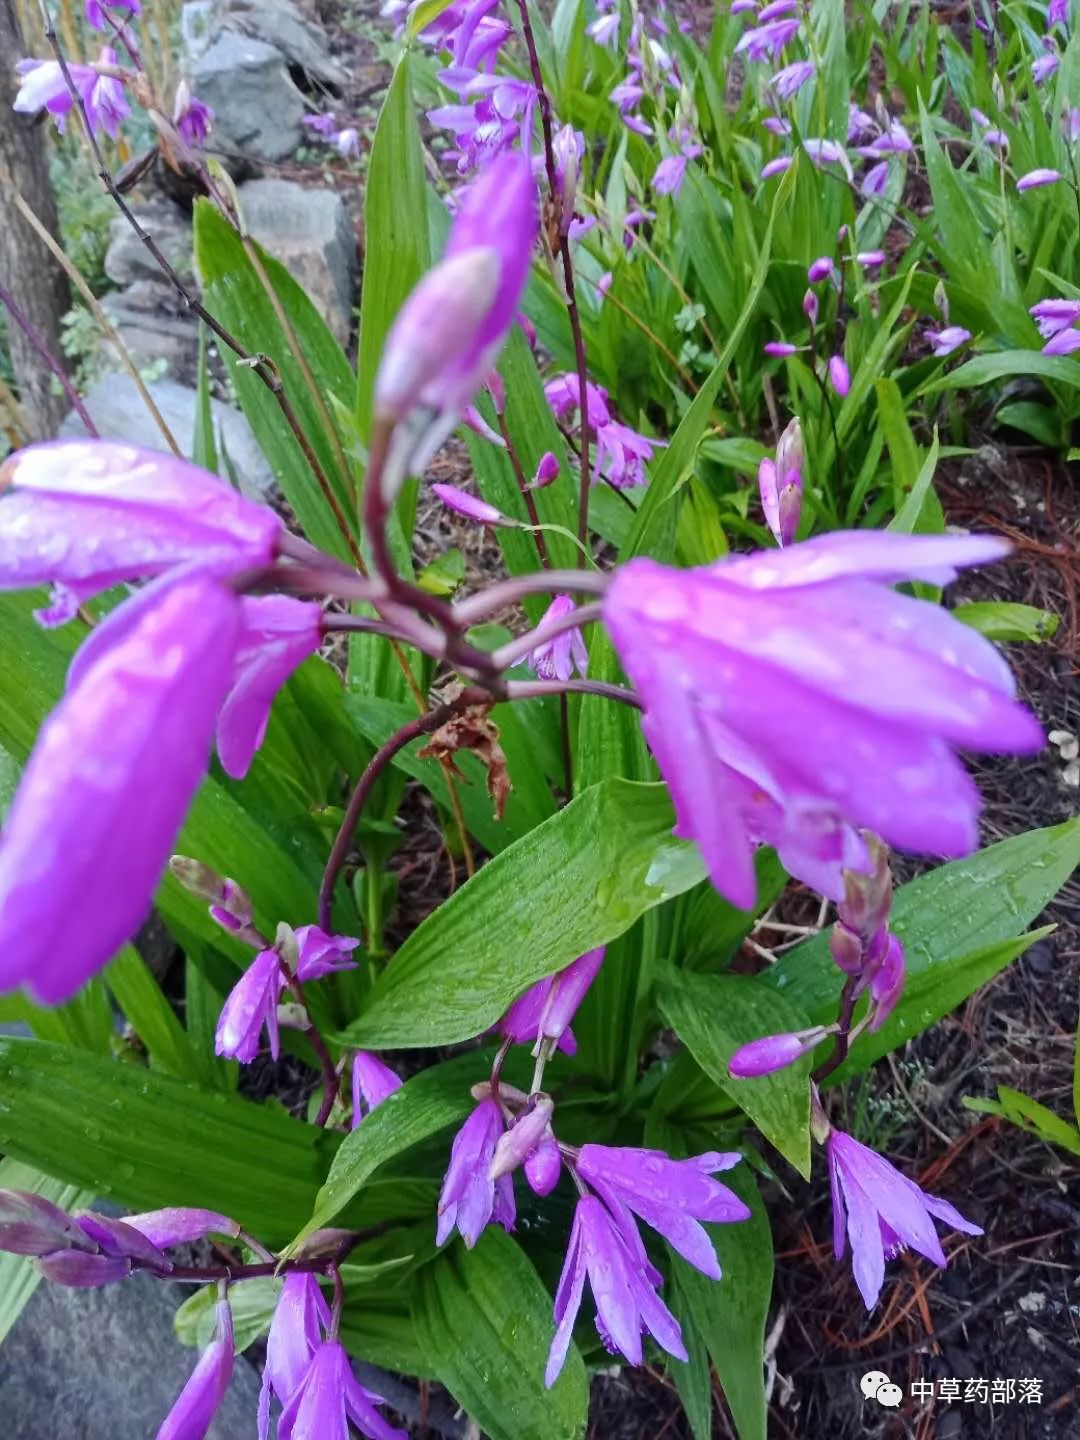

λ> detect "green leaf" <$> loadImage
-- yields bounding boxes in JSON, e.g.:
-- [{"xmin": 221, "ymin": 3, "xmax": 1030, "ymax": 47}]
[
  {"xmin": 622, "ymin": 163, "xmax": 793, "ymax": 563},
  {"xmin": 666, "ymin": 1286, "xmax": 714, "ymax": 1440},
  {"xmin": 175, "ymin": 1276, "xmax": 282, "ymax": 1350},
  {"xmin": 341, "ymin": 780, "xmax": 705, "ymax": 1049},
  {"xmin": 664, "ymin": 1158, "xmax": 771, "ymax": 1440},
  {"xmin": 953, "ymin": 601, "xmax": 1061, "ymax": 643},
  {"xmin": 286, "ymin": 1054, "xmax": 478, "ymax": 1249},
  {"xmin": 416, "ymin": 547, "xmax": 466, "ymax": 596},
  {"xmin": 764, "ymin": 821, "xmax": 1080, "ymax": 1059},
  {"xmin": 0, "ymin": 1037, "xmax": 337, "ymax": 1246},
  {"xmin": 193, "ymin": 321, "xmax": 218, "ymax": 474},
  {"xmin": 194, "ymin": 200, "xmax": 357, "ymax": 562},
  {"xmin": 922, "ymin": 349, "xmax": 1080, "ymax": 394},
  {"xmin": 407, "ymin": 0, "xmax": 457, "ymax": 34},
  {"xmin": 412, "ymin": 1229, "xmax": 588, "ymax": 1440},
  {"xmin": 356, "ymin": 54, "xmax": 430, "ymax": 438},
  {"xmin": 656, "ymin": 970, "xmax": 812, "ymax": 1177},
  {"xmin": 963, "ymin": 1086, "xmax": 1080, "ymax": 1159},
  {"xmin": 104, "ymin": 945, "xmax": 208, "ymax": 1084},
  {"xmin": 887, "ymin": 428, "xmax": 941, "ymax": 535},
  {"xmin": 0, "ymin": 1158, "xmax": 93, "ymax": 1346}
]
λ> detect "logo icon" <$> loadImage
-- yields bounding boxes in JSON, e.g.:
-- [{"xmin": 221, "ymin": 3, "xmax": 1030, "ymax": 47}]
[{"xmin": 861, "ymin": 1371, "xmax": 903, "ymax": 1408}]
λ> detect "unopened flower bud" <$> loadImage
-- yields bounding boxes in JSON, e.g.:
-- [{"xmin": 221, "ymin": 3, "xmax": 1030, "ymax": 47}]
[
  {"xmin": 122, "ymin": 1207, "xmax": 240, "ymax": 1249},
  {"xmin": 431, "ymin": 483, "xmax": 511, "ymax": 527},
  {"xmin": 169, "ymin": 857, "xmax": 254, "ymax": 935},
  {"xmin": 74, "ymin": 1212, "xmax": 172, "ymax": 1270},
  {"xmin": 807, "ymin": 256, "xmax": 835, "ymax": 284},
  {"xmin": 525, "ymin": 1133, "xmax": 562, "ymax": 1195},
  {"xmin": 838, "ymin": 834, "xmax": 892, "ymax": 940},
  {"xmin": 802, "ymin": 288, "xmax": 819, "ymax": 323},
  {"xmin": 553, "ymin": 123, "xmax": 581, "ymax": 223},
  {"xmin": 35, "ymin": 1250, "xmax": 132, "ymax": 1287},
  {"xmin": 828, "ymin": 353, "xmax": 851, "ymax": 397},
  {"xmin": 489, "ymin": 1096, "xmax": 554, "ymax": 1180},
  {"xmin": 829, "ymin": 920, "xmax": 864, "ymax": 975},
  {"xmin": 728, "ymin": 1027, "xmax": 828, "ymax": 1077},
  {"xmin": 375, "ymin": 249, "xmax": 502, "ymax": 424},
  {"xmin": 537, "ymin": 948, "xmax": 605, "ymax": 1046},
  {"xmin": 775, "ymin": 416, "xmax": 803, "ymax": 480},
  {"xmin": 868, "ymin": 934, "xmax": 905, "ymax": 1031},
  {"xmin": 529, "ymin": 451, "xmax": 560, "ymax": 489},
  {"xmin": 0, "ymin": 1190, "xmax": 94, "ymax": 1257}
]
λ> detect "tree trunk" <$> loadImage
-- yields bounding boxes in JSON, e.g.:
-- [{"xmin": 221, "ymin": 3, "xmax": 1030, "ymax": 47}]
[{"xmin": 0, "ymin": 0, "xmax": 72, "ymax": 439}]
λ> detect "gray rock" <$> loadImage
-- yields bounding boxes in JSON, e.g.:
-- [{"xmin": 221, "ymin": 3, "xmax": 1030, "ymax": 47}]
[
  {"xmin": 180, "ymin": 0, "xmax": 216, "ymax": 62},
  {"xmin": 215, "ymin": 0, "xmax": 348, "ymax": 91},
  {"xmin": 238, "ymin": 177, "xmax": 357, "ymax": 346},
  {"xmin": 58, "ymin": 374, "xmax": 276, "ymax": 502},
  {"xmin": 193, "ymin": 34, "xmax": 306, "ymax": 162},
  {"xmin": 100, "ymin": 279, "xmax": 200, "ymax": 377},
  {"xmin": 103, "ymin": 199, "xmax": 194, "ymax": 290},
  {"xmin": 0, "ymin": 1271, "xmax": 263, "ymax": 1438}
]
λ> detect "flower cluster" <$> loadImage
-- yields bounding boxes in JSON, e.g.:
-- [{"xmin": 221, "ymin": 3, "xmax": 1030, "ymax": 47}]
[{"xmin": 544, "ymin": 372, "xmax": 663, "ymax": 489}]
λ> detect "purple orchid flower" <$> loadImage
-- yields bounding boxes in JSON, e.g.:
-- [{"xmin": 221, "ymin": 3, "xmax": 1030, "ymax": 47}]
[
  {"xmin": 925, "ymin": 325, "xmax": 971, "ymax": 357},
  {"xmin": 173, "ymin": 81, "xmax": 212, "ymax": 146},
  {"xmin": 302, "ymin": 112, "xmax": 338, "ymax": 135},
  {"xmin": 86, "ymin": 0, "xmax": 139, "ymax": 30},
  {"xmin": 214, "ymin": 949, "xmax": 285, "ymax": 1064},
  {"xmin": 652, "ymin": 153, "xmax": 690, "ymax": 196},
  {"xmin": 575, "ymin": 1146, "xmax": 751, "ymax": 1279},
  {"xmin": 735, "ymin": 17, "xmax": 799, "ymax": 60},
  {"xmin": 293, "ymin": 926, "xmax": 360, "ymax": 982},
  {"xmin": 258, "ymin": 1273, "xmax": 330, "ymax": 1439},
  {"xmin": 771, "ymin": 59, "xmax": 814, "ymax": 99},
  {"xmin": 603, "ymin": 534, "xmax": 1043, "ymax": 909},
  {"xmin": 0, "ymin": 441, "xmax": 282, "ymax": 623},
  {"xmin": 437, "ymin": 1099, "xmax": 516, "ymax": 1247},
  {"xmin": 1030, "ymin": 298, "xmax": 1080, "ymax": 337},
  {"xmin": 1032, "ymin": 52, "xmax": 1061, "ymax": 84},
  {"xmin": 529, "ymin": 595, "xmax": 589, "ymax": 681},
  {"xmin": 0, "ymin": 576, "xmax": 244, "ymax": 1004},
  {"xmin": 545, "ymin": 1195, "xmax": 687, "ymax": 1386},
  {"xmin": 828, "ymin": 1130, "xmax": 982, "ymax": 1308},
  {"xmin": 1043, "ymin": 327, "xmax": 1080, "ymax": 355},
  {"xmin": 279, "ymin": 1339, "xmax": 407, "ymax": 1440},
  {"xmin": 351, "ymin": 1052, "xmax": 403, "ymax": 1127},
  {"xmin": 758, "ymin": 417, "xmax": 803, "ymax": 547},
  {"xmin": 158, "ymin": 1297, "xmax": 234, "ymax": 1440},
  {"xmin": 216, "ymin": 597, "xmax": 323, "ymax": 780}
]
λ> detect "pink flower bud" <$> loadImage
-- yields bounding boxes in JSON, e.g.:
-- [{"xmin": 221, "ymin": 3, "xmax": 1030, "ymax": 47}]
[
  {"xmin": 828, "ymin": 353, "xmax": 851, "ymax": 396},
  {"xmin": 868, "ymin": 934, "xmax": 905, "ymax": 1031},
  {"xmin": 807, "ymin": 256, "xmax": 835, "ymax": 284},
  {"xmin": 529, "ymin": 451, "xmax": 560, "ymax": 489},
  {"xmin": 525, "ymin": 1134, "xmax": 562, "ymax": 1195},
  {"xmin": 829, "ymin": 921, "xmax": 864, "ymax": 975},
  {"xmin": 35, "ymin": 1251, "xmax": 132, "ymax": 1287},
  {"xmin": 431, "ymin": 483, "xmax": 510, "ymax": 526},
  {"xmin": 537, "ymin": 947, "xmax": 605, "ymax": 1043},
  {"xmin": 764, "ymin": 340, "xmax": 797, "ymax": 356},
  {"xmin": 728, "ymin": 1030, "xmax": 819, "ymax": 1077},
  {"xmin": 802, "ymin": 288, "xmax": 819, "ymax": 323},
  {"xmin": 0, "ymin": 1190, "xmax": 95, "ymax": 1257}
]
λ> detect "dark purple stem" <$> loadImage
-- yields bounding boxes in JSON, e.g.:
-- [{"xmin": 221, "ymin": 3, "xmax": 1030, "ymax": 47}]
[
  {"xmin": 318, "ymin": 690, "xmax": 488, "ymax": 930},
  {"xmin": 280, "ymin": 964, "xmax": 342, "ymax": 1127},
  {"xmin": 0, "ymin": 281, "xmax": 97, "ymax": 437},
  {"xmin": 512, "ymin": 0, "xmax": 593, "ymax": 562},
  {"xmin": 811, "ymin": 974, "xmax": 860, "ymax": 1083}
]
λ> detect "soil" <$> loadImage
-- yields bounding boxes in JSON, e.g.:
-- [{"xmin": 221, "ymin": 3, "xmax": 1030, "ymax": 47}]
[{"xmin": 226, "ymin": 4, "xmax": 1080, "ymax": 1436}]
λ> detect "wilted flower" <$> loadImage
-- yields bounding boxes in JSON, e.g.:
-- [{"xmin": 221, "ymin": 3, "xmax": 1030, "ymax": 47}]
[
  {"xmin": 279, "ymin": 1339, "xmax": 407, "ymax": 1440},
  {"xmin": 576, "ymin": 1146, "xmax": 751, "ymax": 1279},
  {"xmin": 157, "ymin": 1296, "xmax": 234, "ymax": 1440},
  {"xmin": 828, "ymin": 1130, "xmax": 982, "ymax": 1308},
  {"xmin": 546, "ymin": 1196, "xmax": 686, "ymax": 1386},
  {"xmin": 925, "ymin": 325, "xmax": 971, "ymax": 357},
  {"xmin": 587, "ymin": 10, "xmax": 619, "ymax": 45},
  {"xmin": 214, "ymin": 949, "xmax": 285, "ymax": 1064},
  {"xmin": 437, "ymin": 1099, "xmax": 516, "ymax": 1247},
  {"xmin": 603, "ymin": 533, "xmax": 1043, "ymax": 908},
  {"xmin": 351, "ymin": 1052, "xmax": 402, "ymax": 1127}
]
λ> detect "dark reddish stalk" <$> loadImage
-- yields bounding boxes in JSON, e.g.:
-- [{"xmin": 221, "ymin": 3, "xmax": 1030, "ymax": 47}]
[
  {"xmin": 0, "ymin": 281, "xmax": 97, "ymax": 437},
  {"xmin": 811, "ymin": 975, "xmax": 860, "ymax": 1083},
  {"xmin": 280, "ymin": 966, "xmax": 343, "ymax": 1127},
  {"xmin": 512, "ymin": 0, "xmax": 592, "ymax": 563}
]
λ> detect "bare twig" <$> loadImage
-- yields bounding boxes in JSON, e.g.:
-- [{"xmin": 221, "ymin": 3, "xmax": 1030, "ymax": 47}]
[{"xmin": 0, "ymin": 279, "xmax": 97, "ymax": 437}]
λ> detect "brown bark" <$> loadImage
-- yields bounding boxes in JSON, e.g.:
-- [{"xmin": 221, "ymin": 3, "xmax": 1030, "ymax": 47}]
[{"xmin": 0, "ymin": 0, "xmax": 71, "ymax": 438}]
